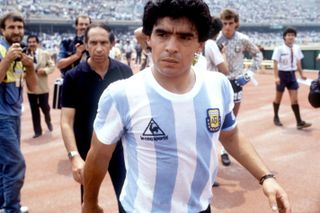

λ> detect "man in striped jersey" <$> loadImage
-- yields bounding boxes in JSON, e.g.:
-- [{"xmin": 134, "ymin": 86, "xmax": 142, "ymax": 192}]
[{"xmin": 82, "ymin": 1, "xmax": 291, "ymax": 213}]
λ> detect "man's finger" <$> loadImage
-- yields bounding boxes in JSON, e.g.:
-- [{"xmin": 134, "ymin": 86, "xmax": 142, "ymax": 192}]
[{"xmin": 268, "ymin": 195, "xmax": 278, "ymax": 212}]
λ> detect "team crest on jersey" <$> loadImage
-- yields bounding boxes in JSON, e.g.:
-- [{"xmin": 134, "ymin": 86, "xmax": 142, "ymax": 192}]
[
  {"xmin": 206, "ymin": 108, "xmax": 221, "ymax": 132},
  {"xmin": 140, "ymin": 118, "xmax": 168, "ymax": 142}
]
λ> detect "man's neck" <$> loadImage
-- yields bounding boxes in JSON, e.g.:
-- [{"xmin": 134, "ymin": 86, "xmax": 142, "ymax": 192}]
[
  {"xmin": 151, "ymin": 67, "xmax": 196, "ymax": 94},
  {"xmin": 285, "ymin": 42, "xmax": 293, "ymax": 48},
  {"xmin": 88, "ymin": 58, "xmax": 109, "ymax": 79}
]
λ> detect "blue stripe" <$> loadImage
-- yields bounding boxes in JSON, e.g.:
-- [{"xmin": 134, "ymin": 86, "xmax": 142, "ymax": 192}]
[
  {"xmin": 112, "ymin": 87, "xmax": 139, "ymax": 212},
  {"xmin": 188, "ymin": 85, "xmax": 213, "ymax": 212},
  {"xmin": 222, "ymin": 111, "xmax": 236, "ymax": 130},
  {"xmin": 145, "ymin": 86, "xmax": 178, "ymax": 212}
]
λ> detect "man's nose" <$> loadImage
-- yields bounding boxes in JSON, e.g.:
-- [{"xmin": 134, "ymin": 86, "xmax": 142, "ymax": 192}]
[
  {"xmin": 13, "ymin": 27, "xmax": 20, "ymax": 34},
  {"xmin": 165, "ymin": 36, "xmax": 178, "ymax": 53}
]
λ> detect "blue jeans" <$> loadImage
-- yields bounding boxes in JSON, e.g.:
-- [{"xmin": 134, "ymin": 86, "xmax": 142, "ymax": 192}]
[{"xmin": 0, "ymin": 115, "xmax": 25, "ymax": 213}]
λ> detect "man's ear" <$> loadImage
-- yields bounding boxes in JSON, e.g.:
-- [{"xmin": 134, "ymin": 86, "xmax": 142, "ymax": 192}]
[
  {"xmin": 146, "ymin": 36, "xmax": 151, "ymax": 47},
  {"xmin": 198, "ymin": 42, "xmax": 205, "ymax": 53}
]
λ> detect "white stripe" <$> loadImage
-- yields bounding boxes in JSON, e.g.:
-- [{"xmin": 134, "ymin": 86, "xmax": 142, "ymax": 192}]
[
  {"xmin": 171, "ymin": 101, "xmax": 197, "ymax": 212},
  {"xmin": 124, "ymin": 74, "xmax": 157, "ymax": 213}
]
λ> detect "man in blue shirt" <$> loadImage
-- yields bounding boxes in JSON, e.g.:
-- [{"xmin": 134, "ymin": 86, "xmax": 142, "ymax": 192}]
[
  {"xmin": 56, "ymin": 15, "xmax": 91, "ymax": 76},
  {"xmin": 0, "ymin": 12, "xmax": 37, "ymax": 213}
]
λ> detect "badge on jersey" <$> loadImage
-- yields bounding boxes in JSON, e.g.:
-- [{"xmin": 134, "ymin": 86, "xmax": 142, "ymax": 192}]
[{"xmin": 206, "ymin": 108, "xmax": 221, "ymax": 132}]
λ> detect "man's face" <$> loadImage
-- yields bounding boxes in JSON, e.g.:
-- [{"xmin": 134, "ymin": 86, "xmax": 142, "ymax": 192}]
[
  {"xmin": 284, "ymin": 33, "xmax": 296, "ymax": 46},
  {"xmin": 1, "ymin": 18, "xmax": 24, "ymax": 44},
  {"xmin": 27, "ymin": 37, "xmax": 38, "ymax": 52},
  {"xmin": 221, "ymin": 19, "xmax": 237, "ymax": 38},
  {"xmin": 76, "ymin": 17, "xmax": 90, "ymax": 36},
  {"xmin": 147, "ymin": 17, "xmax": 203, "ymax": 78},
  {"xmin": 86, "ymin": 27, "xmax": 111, "ymax": 64}
]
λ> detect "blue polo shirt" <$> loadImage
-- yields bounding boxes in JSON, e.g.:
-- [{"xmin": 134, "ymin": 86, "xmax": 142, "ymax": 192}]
[
  {"xmin": 61, "ymin": 58, "xmax": 132, "ymax": 159},
  {"xmin": 0, "ymin": 38, "xmax": 24, "ymax": 116}
]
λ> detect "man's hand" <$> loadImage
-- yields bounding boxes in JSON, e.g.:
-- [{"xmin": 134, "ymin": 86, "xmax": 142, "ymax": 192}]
[
  {"xmin": 36, "ymin": 68, "xmax": 47, "ymax": 76},
  {"xmin": 262, "ymin": 178, "xmax": 291, "ymax": 213},
  {"xmin": 6, "ymin": 43, "xmax": 23, "ymax": 62},
  {"xmin": 71, "ymin": 156, "xmax": 85, "ymax": 184},
  {"xmin": 235, "ymin": 70, "xmax": 254, "ymax": 86},
  {"xmin": 82, "ymin": 202, "xmax": 103, "ymax": 213},
  {"xmin": 75, "ymin": 43, "xmax": 86, "ymax": 58},
  {"xmin": 20, "ymin": 53, "xmax": 34, "ymax": 69},
  {"xmin": 299, "ymin": 72, "xmax": 307, "ymax": 80}
]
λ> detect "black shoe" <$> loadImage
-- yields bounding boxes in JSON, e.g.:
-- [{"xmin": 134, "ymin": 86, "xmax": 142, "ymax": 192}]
[
  {"xmin": 212, "ymin": 181, "xmax": 220, "ymax": 187},
  {"xmin": 32, "ymin": 133, "xmax": 42, "ymax": 138},
  {"xmin": 273, "ymin": 117, "xmax": 283, "ymax": 126},
  {"xmin": 297, "ymin": 121, "xmax": 311, "ymax": 130},
  {"xmin": 221, "ymin": 153, "xmax": 231, "ymax": 166},
  {"xmin": 47, "ymin": 123, "xmax": 53, "ymax": 132}
]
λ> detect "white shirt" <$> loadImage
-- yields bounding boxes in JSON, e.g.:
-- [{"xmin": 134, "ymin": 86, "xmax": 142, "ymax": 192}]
[
  {"xmin": 94, "ymin": 67, "xmax": 236, "ymax": 213},
  {"xmin": 272, "ymin": 43, "xmax": 303, "ymax": 71},
  {"xmin": 204, "ymin": 39, "xmax": 224, "ymax": 71}
]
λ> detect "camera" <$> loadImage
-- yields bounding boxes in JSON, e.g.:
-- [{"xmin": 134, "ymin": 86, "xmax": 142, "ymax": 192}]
[
  {"xmin": 75, "ymin": 36, "xmax": 84, "ymax": 45},
  {"xmin": 15, "ymin": 42, "xmax": 27, "ymax": 61}
]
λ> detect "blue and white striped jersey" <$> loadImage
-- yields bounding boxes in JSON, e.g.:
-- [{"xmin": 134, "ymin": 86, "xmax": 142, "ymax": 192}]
[{"xmin": 94, "ymin": 67, "xmax": 236, "ymax": 213}]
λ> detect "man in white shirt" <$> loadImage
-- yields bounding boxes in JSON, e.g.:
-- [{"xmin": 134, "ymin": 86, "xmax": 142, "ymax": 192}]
[
  {"xmin": 82, "ymin": 1, "xmax": 291, "ymax": 213},
  {"xmin": 272, "ymin": 27, "xmax": 311, "ymax": 129}
]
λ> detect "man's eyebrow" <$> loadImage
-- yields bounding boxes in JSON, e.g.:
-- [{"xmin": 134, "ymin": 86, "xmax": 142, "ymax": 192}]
[{"xmin": 154, "ymin": 28, "xmax": 196, "ymax": 37}]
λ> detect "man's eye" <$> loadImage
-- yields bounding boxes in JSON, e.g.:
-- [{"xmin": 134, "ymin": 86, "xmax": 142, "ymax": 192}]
[
  {"xmin": 181, "ymin": 36, "xmax": 192, "ymax": 40},
  {"xmin": 157, "ymin": 33, "xmax": 167, "ymax": 38}
]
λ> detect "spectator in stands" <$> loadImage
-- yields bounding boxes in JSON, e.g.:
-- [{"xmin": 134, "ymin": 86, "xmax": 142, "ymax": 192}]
[
  {"xmin": 0, "ymin": 12, "xmax": 37, "ymax": 213},
  {"xmin": 272, "ymin": 27, "xmax": 311, "ymax": 129},
  {"xmin": 216, "ymin": 8, "xmax": 263, "ymax": 166},
  {"xmin": 26, "ymin": 35, "xmax": 55, "ymax": 138},
  {"xmin": 60, "ymin": 22, "xmax": 132, "ymax": 212},
  {"xmin": 56, "ymin": 15, "xmax": 91, "ymax": 76}
]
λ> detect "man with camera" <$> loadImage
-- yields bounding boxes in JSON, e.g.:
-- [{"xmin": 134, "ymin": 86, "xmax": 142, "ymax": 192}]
[
  {"xmin": 56, "ymin": 15, "xmax": 91, "ymax": 76},
  {"xmin": 26, "ymin": 35, "xmax": 55, "ymax": 138},
  {"xmin": 0, "ymin": 12, "xmax": 37, "ymax": 213}
]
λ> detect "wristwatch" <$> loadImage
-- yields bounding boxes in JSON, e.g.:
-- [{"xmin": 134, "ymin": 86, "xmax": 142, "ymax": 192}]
[{"xmin": 68, "ymin": 151, "xmax": 79, "ymax": 160}]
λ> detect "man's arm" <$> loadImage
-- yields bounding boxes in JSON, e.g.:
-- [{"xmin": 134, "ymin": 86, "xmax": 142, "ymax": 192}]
[
  {"xmin": 37, "ymin": 51, "xmax": 56, "ymax": 76},
  {"xmin": 82, "ymin": 132, "xmax": 117, "ymax": 213},
  {"xmin": 273, "ymin": 60, "xmax": 280, "ymax": 85},
  {"xmin": 21, "ymin": 53, "xmax": 38, "ymax": 92},
  {"xmin": 244, "ymin": 38, "xmax": 263, "ymax": 72},
  {"xmin": 60, "ymin": 107, "xmax": 85, "ymax": 184},
  {"xmin": 56, "ymin": 43, "xmax": 85, "ymax": 70},
  {"xmin": 296, "ymin": 59, "xmax": 306, "ymax": 80},
  {"xmin": 216, "ymin": 62, "xmax": 230, "ymax": 76},
  {"xmin": 134, "ymin": 27, "xmax": 149, "ymax": 51},
  {"xmin": 220, "ymin": 127, "xmax": 291, "ymax": 212}
]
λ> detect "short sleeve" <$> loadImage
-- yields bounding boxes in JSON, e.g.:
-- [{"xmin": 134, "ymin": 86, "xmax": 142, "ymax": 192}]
[
  {"xmin": 93, "ymin": 87, "xmax": 124, "ymax": 145},
  {"xmin": 221, "ymin": 77, "xmax": 236, "ymax": 131}
]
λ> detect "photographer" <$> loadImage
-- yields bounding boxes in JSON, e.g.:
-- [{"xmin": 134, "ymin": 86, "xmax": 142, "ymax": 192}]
[
  {"xmin": 0, "ymin": 12, "xmax": 37, "ymax": 213},
  {"xmin": 56, "ymin": 15, "xmax": 91, "ymax": 77}
]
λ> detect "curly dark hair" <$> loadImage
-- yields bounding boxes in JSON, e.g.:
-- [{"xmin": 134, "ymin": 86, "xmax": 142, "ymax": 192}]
[
  {"xmin": 142, "ymin": 0, "xmax": 211, "ymax": 42},
  {"xmin": 0, "ymin": 12, "xmax": 24, "ymax": 29},
  {"xmin": 282, "ymin": 27, "xmax": 297, "ymax": 39}
]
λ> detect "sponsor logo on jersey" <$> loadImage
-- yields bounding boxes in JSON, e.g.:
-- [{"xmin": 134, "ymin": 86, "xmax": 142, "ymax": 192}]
[
  {"xmin": 141, "ymin": 118, "xmax": 168, "ymax": 141},
  {"xmin": 206, "ymin": 108, "xmax": 221, "ymax": 132}
]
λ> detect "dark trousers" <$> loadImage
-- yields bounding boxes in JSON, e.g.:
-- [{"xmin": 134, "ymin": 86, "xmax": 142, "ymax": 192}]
[
  {"xmin": 27, "ymin": 93, "xmax": 51, "ymax": 135},
  {"xmin": 81, "ymin": 142, "xmax": 126, "ymax": 213}
]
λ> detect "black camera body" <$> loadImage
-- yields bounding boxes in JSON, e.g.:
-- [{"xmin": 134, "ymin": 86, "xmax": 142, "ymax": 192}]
[
  {"xmin": 75, "ymin": 36, "xmax": 84, "ymax": 45},
  {"xmin": 15, "ymin": 42, "xmax": 28, "ymax": 61}
]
